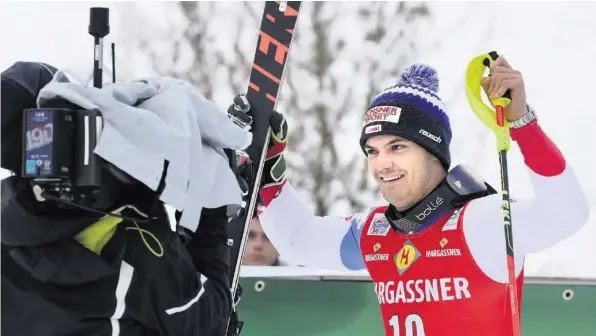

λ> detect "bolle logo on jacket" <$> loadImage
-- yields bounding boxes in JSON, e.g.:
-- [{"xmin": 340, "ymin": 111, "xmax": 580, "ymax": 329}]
[
  {"xmin": 415, "ymin": 196, "xmax": 443, "ymax": 221},
  {"xmin": 419, "ymin": 129, "xmax": 442, "ymax": 143}
]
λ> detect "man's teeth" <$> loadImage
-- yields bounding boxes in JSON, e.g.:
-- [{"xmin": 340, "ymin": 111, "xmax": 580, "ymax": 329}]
[{"xmin": 382, "ymin": 175, "xmax": 403, "ymax": 182}]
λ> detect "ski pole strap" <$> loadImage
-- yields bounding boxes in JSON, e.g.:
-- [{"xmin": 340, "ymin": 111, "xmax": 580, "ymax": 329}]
[{"xmin": 464, "ymin": 51, "xmax": 511, "ymax": 152}]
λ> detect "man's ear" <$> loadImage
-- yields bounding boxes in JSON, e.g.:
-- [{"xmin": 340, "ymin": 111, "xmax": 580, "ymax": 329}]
[
  {"xmin": 427, "ymin": 152, "xmax": 439, "ymax": 162},
  {"xmin": 427, "ymin": 152, "xmax": 446, "ymax": 177}
]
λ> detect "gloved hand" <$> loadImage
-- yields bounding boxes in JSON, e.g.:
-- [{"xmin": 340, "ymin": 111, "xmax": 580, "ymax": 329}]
[{"xmin": 227, "ymin": 94, "xmax": 288, "ymax": 208}]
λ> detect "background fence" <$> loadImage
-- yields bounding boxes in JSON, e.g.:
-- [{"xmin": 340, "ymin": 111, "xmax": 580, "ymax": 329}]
[{"xmin": 237, "ymin": 267, "xmax": 596, "ymax": 335}]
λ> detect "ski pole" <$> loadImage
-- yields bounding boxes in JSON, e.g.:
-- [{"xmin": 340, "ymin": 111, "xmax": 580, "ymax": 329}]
[{"xmin": 465, "ymin": 51, "xmax": 521, "ymax": 336}]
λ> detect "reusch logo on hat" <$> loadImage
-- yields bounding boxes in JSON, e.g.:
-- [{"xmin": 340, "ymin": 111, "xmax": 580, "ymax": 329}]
[
  {"xmin": 362, "ymin": 106, "xmax": 402, "ymax": 127},
  {"xmin": 419, "ymin": 129, "xmax": 442, "ymax": 143}
]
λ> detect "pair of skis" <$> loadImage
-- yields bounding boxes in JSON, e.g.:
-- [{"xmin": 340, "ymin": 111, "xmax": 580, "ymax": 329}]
[{"xmin": 226, "ymin": 2, "xmax": 302, "ymax": 335}]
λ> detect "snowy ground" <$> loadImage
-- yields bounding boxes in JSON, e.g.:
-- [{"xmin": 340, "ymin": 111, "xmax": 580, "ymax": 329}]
[{"xmin": 1, "ymin": 1, "xmax": 594, "ymax": 279}]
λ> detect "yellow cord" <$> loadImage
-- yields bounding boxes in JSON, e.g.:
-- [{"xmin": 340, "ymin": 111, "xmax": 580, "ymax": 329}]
[{"xmin": 126, "ymin": 221, "xmax": 164, "ymax": 258}]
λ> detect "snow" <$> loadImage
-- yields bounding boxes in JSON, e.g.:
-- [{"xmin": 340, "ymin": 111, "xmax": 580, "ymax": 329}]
[{"xmin": 1, "ymin": 1, "xmax": 594, "ymax": 279}]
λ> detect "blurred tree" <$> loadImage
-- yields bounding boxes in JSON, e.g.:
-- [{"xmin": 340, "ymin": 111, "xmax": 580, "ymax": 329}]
[
  {"xmin": 123, "ymin": 1, "xmax": 432, "ymax": 216},
  {"xmin": 122, "ymin": 1, "xmax": 263, "ymax": 102},
  {"xmin": 279, "ymin": 2, "xmax": 432, "ymax": 215}
]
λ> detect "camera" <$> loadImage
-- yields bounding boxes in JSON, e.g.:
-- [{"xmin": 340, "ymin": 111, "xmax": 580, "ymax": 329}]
[
  {"xmin": 19, "ymin": 7, "xmax": 135, "ymax": 212},
  {"xmin": 22, "ymin": 102, "xmax": 109, "ymax": 207}
]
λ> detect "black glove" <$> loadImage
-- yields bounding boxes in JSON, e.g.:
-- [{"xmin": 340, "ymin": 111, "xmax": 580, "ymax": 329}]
[{"xmin": 227, "ymin": 94, "xmax": 288, "ymax": 207}]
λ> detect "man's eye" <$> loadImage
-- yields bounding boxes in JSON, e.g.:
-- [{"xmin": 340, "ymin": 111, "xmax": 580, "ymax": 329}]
[
  {"xmin": 365, "ymin": 149, "xmax": 377, "ymax": 156},
  {"xmin": 391, "ymin": 144, "xmax": 405, "ymax": 151}
]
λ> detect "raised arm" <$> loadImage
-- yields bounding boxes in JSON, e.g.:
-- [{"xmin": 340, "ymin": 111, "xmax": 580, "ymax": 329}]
[
  {"xmin": 259, "ymin": 182, "xmax": 372, "ymax": 271},
  {"xmin": 463, "ymin": 118, "xmax": 589, "ymax": 280},
  {"xmin": 509, "ymin": 119, "xmax": 589, "ymax": 252},
  {"xmin": 463, "ymin": 58, "xmax": 589, "ymax": 280}
]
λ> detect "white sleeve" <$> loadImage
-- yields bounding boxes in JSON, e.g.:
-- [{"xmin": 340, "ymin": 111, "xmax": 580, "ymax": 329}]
[
  {"xmin": 463, "ymin": 165, "xmax": 589, "ymax": 282},
  {"xmin": 258, "ymin": 182, "xmax": 372, "ymax": 271}
]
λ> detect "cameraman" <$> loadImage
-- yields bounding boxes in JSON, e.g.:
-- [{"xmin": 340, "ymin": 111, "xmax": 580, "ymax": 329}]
[{"xmin": 1, "ymin": 62, "xmax": 233, "ymax": 336}]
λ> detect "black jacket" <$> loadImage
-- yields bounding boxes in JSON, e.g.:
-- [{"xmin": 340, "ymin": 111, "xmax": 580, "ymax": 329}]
[{"xmin": 1, "ymin": 176, "xmax": 232, "ymax": 336}]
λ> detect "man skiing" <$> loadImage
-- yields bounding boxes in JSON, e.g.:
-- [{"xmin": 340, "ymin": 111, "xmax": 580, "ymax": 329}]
[{"xmin": 229, "ymin": 56, "xmax": 590, "ymax": 335}]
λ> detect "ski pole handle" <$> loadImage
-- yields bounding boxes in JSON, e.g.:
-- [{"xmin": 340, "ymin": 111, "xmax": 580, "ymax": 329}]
[
  {"xmin": 482, "ymin": 51, "xmax": 511, "ymax": 127},
  {"xmin": 464, "ymin": 51, "xmax": 511, "ymax": 152},
  {"xmin": 465, "ymin": 51, "xmax": 511, "ymax": 151},
  {"xmin": 483, "ymin": 51, "xmax": 512, "ymax": 100}
]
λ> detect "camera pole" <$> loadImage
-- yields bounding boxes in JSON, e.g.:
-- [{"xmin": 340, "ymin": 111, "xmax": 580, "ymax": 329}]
[{"xmin": 89, "ymin": 8, "xmax": 110, "ymax": 89}]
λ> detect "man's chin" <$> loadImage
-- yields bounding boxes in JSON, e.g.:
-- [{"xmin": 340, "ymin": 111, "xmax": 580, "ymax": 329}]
[
  {"xmin": 382, "ymin": 191, "xmax": 408, "ymax": 206},
  {"xmin": 244, "ymin": 256, "xmax": 265, "ymax": 266},
  {"xmin": 387, "ymin": 196, "xmax": 416, "ymax": 211}
]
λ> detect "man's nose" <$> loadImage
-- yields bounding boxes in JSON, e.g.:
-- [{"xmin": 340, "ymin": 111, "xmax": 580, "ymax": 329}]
[
  {"xmin": 376, "ymin": 152, "xmax": 395, "ymax": 172},
  {"xmin": 251, "ymin": 235, "xmax": 265, "ymax": 249},
  {"xmin": 253, "ymin": 240, "xmax": 264, "ymax": 249}
]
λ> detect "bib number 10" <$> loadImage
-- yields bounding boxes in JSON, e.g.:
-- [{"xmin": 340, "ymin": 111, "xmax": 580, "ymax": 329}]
[{"xmin": 388, "ymin": 314, "xmax": 426, "ymax": 336}]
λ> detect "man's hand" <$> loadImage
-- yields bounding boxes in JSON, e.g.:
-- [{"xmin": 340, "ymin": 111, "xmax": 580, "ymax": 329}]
[
  {"xmin": 227, "ymin": 94, "xmax": 289, "ymax": 208},
  {"xmin": 227, "ymin": 95, "xmax": 253, "ymax": 130},
  {"xmin": 227, "ymin": 94, "xmax": 288, "ymax": 146},
  {"xmin": 480, "ymin": 56, "xmax": 527, "ymax": 121}
]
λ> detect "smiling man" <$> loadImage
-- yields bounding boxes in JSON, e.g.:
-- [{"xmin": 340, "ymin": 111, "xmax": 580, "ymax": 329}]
[{"xmin": 229, "ymin": 58, "xmax": 589, "ymax": 336}]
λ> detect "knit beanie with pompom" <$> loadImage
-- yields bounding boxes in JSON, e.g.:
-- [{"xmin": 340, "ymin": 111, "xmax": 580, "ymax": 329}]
[{"xmin": 359, "ymin": 64, "xmax": 452, "ymax": 170}]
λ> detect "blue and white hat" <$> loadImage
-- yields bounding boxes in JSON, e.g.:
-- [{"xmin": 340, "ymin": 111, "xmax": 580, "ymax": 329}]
[{"xmin": 359, "ymin": 64, "xmax": 452, "ymax": 170}]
